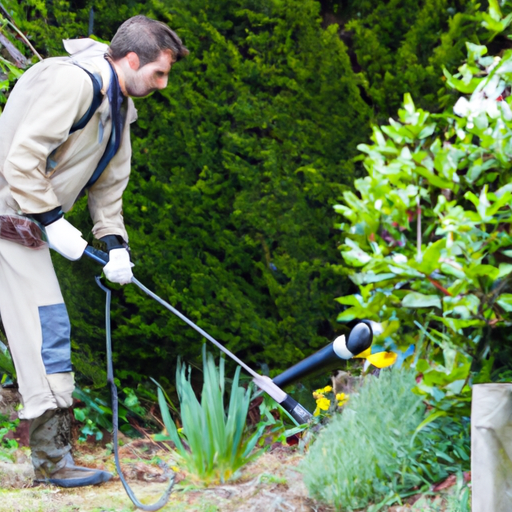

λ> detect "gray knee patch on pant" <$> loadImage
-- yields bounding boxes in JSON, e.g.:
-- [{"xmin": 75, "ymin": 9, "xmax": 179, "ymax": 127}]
[
  {"xmin": 39, "ymin": 304, "xmax": 72, "ymax": 374},
  {"xmin": 46, "ymin": 373, "xmax": 74, "ymax": 409}
]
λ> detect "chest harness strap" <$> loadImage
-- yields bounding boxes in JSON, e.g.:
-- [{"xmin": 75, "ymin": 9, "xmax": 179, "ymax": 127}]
[{"xmin": 70, "ymin": 59, "xmax": 124, "ymax": 189}]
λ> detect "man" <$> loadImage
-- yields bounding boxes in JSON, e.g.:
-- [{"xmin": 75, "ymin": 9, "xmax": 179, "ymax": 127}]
[{"xmin": 0, "ymin": 15, "xmax": 188, "ymax": 487}]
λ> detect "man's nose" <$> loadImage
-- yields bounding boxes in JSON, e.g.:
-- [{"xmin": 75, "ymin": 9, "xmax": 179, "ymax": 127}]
[{"xmin": 157, "ymin": 76, "xmax": 168, "ymax": 89}]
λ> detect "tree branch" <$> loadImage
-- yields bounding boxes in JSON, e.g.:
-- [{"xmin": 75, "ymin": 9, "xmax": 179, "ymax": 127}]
[{"xmin": 0, "ymin": 32, "xmax": 27, "ymax": 68}]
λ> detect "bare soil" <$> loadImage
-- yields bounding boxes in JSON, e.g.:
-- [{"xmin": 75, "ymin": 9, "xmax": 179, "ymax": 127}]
[{"xmin": 0, "ymin": 440, "xmax": 324, "ymax": 512}]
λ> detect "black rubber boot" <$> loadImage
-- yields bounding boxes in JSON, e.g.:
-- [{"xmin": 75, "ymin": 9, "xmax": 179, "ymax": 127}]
[{"xmin": 29, "ymin": 408, "xmax": 112, "ymax": 487}]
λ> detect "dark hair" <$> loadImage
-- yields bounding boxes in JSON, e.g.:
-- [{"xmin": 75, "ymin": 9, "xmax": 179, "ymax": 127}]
[{"xmin": 109, "ymin": 15, "xmax": 189, "ymax": 66}]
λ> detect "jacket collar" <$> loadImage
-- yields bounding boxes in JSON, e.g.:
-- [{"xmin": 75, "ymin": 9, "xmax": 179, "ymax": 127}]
[{"xmin": 63, "ymin": 38, "xmax": 112, "ymax": 95}]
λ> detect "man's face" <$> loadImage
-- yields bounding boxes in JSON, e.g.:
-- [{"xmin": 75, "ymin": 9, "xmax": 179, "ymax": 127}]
[{"xmin": 124, "ymin": 50, "xmax": 173, "ymax": 98}]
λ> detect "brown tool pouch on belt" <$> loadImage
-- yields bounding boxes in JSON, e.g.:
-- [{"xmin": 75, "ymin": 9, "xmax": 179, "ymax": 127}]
[{"xmin": 0, "ymin": 215, "xmax": 47, "ymax": 249}]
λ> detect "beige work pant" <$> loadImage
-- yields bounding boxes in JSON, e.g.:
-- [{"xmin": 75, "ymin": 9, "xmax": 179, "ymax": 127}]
[
  {"xmin": 0, "ymin": 238, "xmax": 74, "ymax": 420},
  {"xmin": 472, "ymin": 383, "xmax": 512, "ymax": 512}
]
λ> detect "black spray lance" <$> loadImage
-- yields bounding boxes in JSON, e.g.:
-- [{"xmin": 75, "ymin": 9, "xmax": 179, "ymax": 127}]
[{"xmin": 272, "ymin": 322, "xmax": 373, "ymax": 389}]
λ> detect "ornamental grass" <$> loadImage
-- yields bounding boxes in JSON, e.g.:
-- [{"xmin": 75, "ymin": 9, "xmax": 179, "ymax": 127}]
[
  {"xmin": 155, "ymin": 348, "xmax": 263, "ymax": 484},
  {"xmin": 301, "ymin": 367, "xmax": 425, "ymax": 511}
]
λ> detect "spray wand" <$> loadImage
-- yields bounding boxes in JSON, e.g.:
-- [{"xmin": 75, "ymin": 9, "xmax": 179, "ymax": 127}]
[{"xmin": 84, "ymin": 246, "xmax": 373, "ymax": 510}]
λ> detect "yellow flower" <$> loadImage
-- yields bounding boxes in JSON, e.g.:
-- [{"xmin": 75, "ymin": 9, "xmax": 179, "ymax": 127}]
[
  {"xmin": 336, "ymin": 392, "xmax": 349, "ymax": 407},
  {"xmin": 317, "ymin": 397, "xmax": 331, "ymax": 410},
  {"xmin": 354, "ymin": 348, "xmax": 398, "ymax": 368},
  {"xmin": 313, "ymin": 396, "xmax": 331, "ymax": 416},
  {"xmin": 366, "ymin": 351, "xmax": 397, "ymax": 368},
  {"xmin": 313, "ymin": 386, "xmax": 340, "ymax": 416}
]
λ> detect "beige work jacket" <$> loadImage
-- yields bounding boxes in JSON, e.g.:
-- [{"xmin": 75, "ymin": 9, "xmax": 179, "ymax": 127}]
[{"xmin": 0, "ymin": 38, "xmax": 137, "ymax": 242}]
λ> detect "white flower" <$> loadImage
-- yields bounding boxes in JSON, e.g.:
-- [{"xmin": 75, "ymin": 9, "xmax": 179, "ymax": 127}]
[
  {"xmin": 391, "ymin": 253, "xmax": 408, "ymax": 264},
  {"xmin": 453, "ymin": 89, "xmax": 502, "ymax": 121},
  {"xmin": 500, "ymin": 100, "xmax": 512, "ymax": 121},
  {"xmin": 453, "ymin": 97, "xmax": 470, "ymax": 117}
]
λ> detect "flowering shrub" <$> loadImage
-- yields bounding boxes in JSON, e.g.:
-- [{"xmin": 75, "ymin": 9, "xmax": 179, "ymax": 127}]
[{"xmin": 334, "ymin": 3, "xmax": 512, "ymax": 416}]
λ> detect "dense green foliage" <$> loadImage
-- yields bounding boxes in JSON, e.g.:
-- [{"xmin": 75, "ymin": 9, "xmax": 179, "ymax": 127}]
[
  {"xmin": 330, "ymin": 0, "xmax": 490, "ymax": 118},
  {"xmin": 0, "ymin": 0, "xmax": 495, "ymax": 392},
  {"xmin": 4, "ymin": 0, "xmax": 370, "ymax": 383},
  {"xmin": 118, "ymin": 0, "xmax": 372, "ymax": 374}
]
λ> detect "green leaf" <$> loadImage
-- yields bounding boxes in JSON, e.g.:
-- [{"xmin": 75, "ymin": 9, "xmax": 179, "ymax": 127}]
[
  {"xmin": 335, "ymin": 295, "xmax": 361, "ymax": 307},
  {"xmin": 402, "ymin": 292, "xmax": 441, "ymax": 309},
  {"xmin": 415, "ymin": 166, "xmax": 453, "ymax": 189},
  {"xmin": 411, "ymin": 410, "xmax": 448, "ymax": 445},
  {"xmin": 373, "ymin": 126, "xmax": 387, "ymax": 147},
  {"xmin": 403, "ymin": 93, "xmax": 415, "ymax": 113},
  {"xmin": 488, "ymin": 0, "xmax": 502, "ymax": 21},
  {"xmin": 0, "ymin": 349, "xmax": 15, "ymax": 376},
  {"xmin": 350, "ymin": 272, "xmax": 397, "ymax": 285},
  {"xmin": 466, "ymin": 42, "xmax": 488, "ymax": 64},
  {"xmin": 418, "ymin": 123, "xmax": 436, "ymax": 139},
  {"xmin": 433, "ymin": 316, "xmax": 485, "ymax": 332},
  {"xmin": 74, "ymin": 409, "xmax": 86, "ymax": 422},
  {"xmin": 443, "ymin": 66, "xmax": 481, "ymax": 94},
  {"xmin": 155, "ymin": 385, "xmax": 185, "ymax": 453},
  {"xmin": 440, "ymin": 262, "xmax": 466, "ymax": 280},
  {"xmin": 342, "ymin": 248, "xmax": 371, "ymax": 267},
  {"xmin": 416, "ymin": 239, "xmax": 445, "ymax": 275},
  {"xmin": 497, "ymin": 293, "xmax": 512, "ymax": 312},
  {"xmin": 498, "ymin": 264, "xmax": 512, "ymax": 279},
  {"xmin": 466, "ymin": 264, "xmax": 499, "ymax": 280}
]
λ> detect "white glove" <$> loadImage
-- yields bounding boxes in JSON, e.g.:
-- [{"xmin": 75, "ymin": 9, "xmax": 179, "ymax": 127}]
[
  {"xmin": 45, "ymin": 218, "xmax": 88, "ymax": 261},
  {"xmin": 103, "ymin": 248, "xmax": 133, "ymax": 285}
]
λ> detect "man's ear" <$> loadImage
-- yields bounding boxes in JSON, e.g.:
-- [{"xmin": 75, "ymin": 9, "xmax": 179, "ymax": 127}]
[{"xmin": 125, "ymin": 52, "xmax": 140, "ymax": 70}]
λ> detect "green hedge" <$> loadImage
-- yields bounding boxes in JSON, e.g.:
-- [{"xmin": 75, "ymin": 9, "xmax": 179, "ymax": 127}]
[{"xmin": 0, "ymin": 0, "xmax": 488, "ymax": 387}]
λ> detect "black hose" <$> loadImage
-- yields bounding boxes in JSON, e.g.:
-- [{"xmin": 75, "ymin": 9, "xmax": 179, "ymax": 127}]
[{"xmin": 95, "ymin": 277, "xmax": 175, "ymax": 511}]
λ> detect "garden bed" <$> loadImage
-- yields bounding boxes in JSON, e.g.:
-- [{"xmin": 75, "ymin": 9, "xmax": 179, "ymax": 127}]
[{"xmin": 0, "ymin": 437, "xmax": 468, "ymax": 512}]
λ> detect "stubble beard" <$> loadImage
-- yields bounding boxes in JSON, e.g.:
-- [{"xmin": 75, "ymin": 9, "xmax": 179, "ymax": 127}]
[{"xmin": 124, "ymin": 69, "xmax": 153, "ymax": 98}]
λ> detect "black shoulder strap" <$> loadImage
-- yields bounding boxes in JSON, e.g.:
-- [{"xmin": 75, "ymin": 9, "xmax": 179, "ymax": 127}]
[
  {"xmin": 70, "ymin": 67, "xmax": 103, "ymax": 134},
  {"xmin": 84, "ymin": 60, "xmax": 124, "ymax": 190},
  {"xmin": 67, "ymin": 62, "xmax": 124, "ymax": 191}
]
